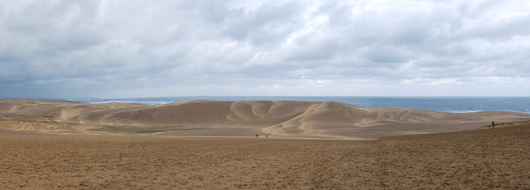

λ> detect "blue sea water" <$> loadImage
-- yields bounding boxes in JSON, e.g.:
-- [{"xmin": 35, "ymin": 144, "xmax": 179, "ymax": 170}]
[{"xmin": 61, "ymin": 96, "xmax": 530, "ymax": 114}]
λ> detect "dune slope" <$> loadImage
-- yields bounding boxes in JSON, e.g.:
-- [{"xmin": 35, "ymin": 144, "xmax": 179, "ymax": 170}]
[{"xmin": 1, "ymin": 99, "xmax": 529, "ymax": 139}]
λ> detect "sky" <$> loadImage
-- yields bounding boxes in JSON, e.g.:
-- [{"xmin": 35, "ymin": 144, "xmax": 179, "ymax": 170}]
[{"xmin": 1, "ymin": 0, "xmax": 530, "ymax": 99}]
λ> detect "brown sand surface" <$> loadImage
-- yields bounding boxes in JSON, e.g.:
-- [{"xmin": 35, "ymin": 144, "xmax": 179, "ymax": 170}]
[
  {"xmin": 1, "ymin": 123, "xmax": 530, "ymax": 189},
  {"xmin": 2, "ymin": 99, "xmax": 529, "ymax": 139}
]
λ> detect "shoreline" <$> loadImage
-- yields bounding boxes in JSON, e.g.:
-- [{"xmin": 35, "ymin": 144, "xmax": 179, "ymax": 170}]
[{"xmin": 5, "ymin": 96, "xmax": 528, "ymax": 114}]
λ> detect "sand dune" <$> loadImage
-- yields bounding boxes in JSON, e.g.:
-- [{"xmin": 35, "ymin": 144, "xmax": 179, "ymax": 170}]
[
  {"xmin": 1, "ymin": 99, "xmax": 529, "ymax": 139},
  {"xmin": 3, "ymin": 99, "xmax": 529, "ymax": 189}
]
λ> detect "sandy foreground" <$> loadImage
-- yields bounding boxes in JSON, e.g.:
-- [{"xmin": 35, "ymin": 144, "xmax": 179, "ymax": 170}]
[
  {"xmin": 1, "ymin": 123, "xmax": 530, "ymax": 189},
  {"xmin": 1, "ymin": 99, "xmax": 530, "ymax": 189}
]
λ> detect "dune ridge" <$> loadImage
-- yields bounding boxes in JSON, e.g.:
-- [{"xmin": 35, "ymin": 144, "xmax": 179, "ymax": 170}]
[{"xmin": 1, "ymin": 99, "xmax": 529, "ymax": 139}]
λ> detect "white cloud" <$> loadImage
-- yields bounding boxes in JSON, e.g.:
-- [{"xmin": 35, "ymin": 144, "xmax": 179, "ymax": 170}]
[{"xmin": 0, "ymin": 0, "xmax": 529, "ymax": 98}]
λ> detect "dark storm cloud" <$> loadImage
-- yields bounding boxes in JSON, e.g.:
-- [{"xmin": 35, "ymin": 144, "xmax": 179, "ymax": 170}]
[{"xmin": 1, "ymin": 0, "xmax": 529, "ymax": 98}]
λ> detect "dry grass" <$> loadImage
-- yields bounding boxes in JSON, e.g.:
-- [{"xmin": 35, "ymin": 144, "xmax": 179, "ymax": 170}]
[{"xmin": 90, "ymin": 125, "xmax": 204, "ymax": 134}]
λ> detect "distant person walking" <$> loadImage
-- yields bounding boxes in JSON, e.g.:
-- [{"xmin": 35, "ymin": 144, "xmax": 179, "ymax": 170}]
[
  {"xmin": 492, "ymin": 121, "xmax": 495, "ymax": 128},
  {"xmin": 266, "ymin": 134, "xmax": 268, "ymax": 139},
  {"xmin": 256, "ymin": 134, "xmax": 258, "ymax": 138}
]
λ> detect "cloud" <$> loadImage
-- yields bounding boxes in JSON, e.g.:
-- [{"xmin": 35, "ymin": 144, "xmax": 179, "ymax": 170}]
[{"xmin": 0, "ymin": 0, "xmax": 529, "ymax": 98}]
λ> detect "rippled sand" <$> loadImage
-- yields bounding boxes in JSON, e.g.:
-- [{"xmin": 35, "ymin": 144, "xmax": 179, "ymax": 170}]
[{"xmin": 1, "ymin": 123, "xmax": 530, "ymax": 189}]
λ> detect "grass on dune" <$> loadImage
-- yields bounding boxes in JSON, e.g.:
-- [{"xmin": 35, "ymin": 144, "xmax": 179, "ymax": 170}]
[
  {"xmin": 480, "ymin": 120, "xmax": 530, "ymax": 129},
  {"xmin": 90, "ymin": 125, "xmax": 204, "ymax": 134},
  {"xmin": 0, "ymin": 116, "xmax": 202, "ymax": 134},
  {"xmin": 1, "ymin": 114, "xmax": 45, "ymax": 122}
]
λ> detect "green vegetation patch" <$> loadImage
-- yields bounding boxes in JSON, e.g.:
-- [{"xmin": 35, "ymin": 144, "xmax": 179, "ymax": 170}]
[
  {"xmin": 64, "ymin": 123, "xmax": 83, "ymax": 126},
  {"xmin": 90, "ymin": 125, "xmax": 204, "ymax": 134},
  {"xmin": 41, "ymin": 121, "xmax": 61, "ymax": 124},
  {"xmin": 42, "ymin": 116, "xmax": 54, "ymax": 118},
  {"xmin": 2, "ymin": 114, "xmax": 40, "ymax": 122}
]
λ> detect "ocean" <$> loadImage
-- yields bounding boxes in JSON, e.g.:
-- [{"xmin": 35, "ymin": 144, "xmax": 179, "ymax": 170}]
[{"xmin": 59, "ymin": 96, "xmax": 530, "ymax": 115}]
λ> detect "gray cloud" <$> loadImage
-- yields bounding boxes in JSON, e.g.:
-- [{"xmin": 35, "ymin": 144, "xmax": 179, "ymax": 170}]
[
  {"xmin": 1, "ymin": 0, "xmax": 529, "ymax": 98},
  {"xmin": 223, "ymin": 0, "xmax": 305, "ymax": 45}
]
